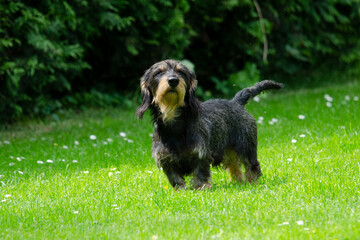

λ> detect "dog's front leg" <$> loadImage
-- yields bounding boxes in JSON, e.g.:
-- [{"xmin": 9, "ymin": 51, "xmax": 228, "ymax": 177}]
[
  {"xmin": 192, "ymin": 161, "xmax": 212, "ymax": 190},
  {"xmin": 162, "ymin": 165, "xmax": 186, "ymax": 190}
]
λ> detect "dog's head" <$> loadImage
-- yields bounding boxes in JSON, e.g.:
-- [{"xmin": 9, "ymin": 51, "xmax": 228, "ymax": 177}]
[{"xmin": 136, "ymin": 59, "xmax": 199, "ymax": 122}]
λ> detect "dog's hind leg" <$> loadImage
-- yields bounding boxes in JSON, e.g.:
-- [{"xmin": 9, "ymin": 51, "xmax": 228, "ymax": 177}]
[
  {"xmin": 223, "ymin": 149, "xmax": 244, "ymax": 183},
  {"xmin": 244, "ymin": 149, "xmax": 262, "ymax": 184}
]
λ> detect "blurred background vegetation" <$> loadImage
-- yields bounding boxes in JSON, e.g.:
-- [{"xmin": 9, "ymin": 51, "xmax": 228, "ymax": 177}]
[{"xmin": 1, "ymin": 0, "xmax": 360, "ymax": 123}]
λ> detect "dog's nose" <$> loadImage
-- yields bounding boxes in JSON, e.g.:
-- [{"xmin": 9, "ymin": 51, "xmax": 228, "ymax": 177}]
[{"xmin": 168, "ymin": 77, "xmax": 179, "ymax": 88}]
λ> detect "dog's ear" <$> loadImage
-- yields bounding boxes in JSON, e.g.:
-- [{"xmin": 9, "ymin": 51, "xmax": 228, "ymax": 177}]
[
  {"xmin": 187, "ymin": 71, "xmax": 201, "ymax": 115},
  {"xmin": 136, "ymin": 73, "xmax": 152, "ymax": 119}
]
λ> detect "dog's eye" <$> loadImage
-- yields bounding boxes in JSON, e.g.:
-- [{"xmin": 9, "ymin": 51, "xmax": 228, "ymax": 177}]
[
  {"xmin": 153, "ymin": 70, "xmax": 163, "ymax": 78},
  {"xmin": 177, "ymin": 69, "xmax": 187, "ymax": 78}
]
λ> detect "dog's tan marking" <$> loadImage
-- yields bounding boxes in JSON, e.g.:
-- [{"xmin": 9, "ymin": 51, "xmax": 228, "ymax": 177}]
[
  {"xmin": 153, "ymin": 76, "xmax": 187, "ymax": 123},
  {"xmin": 223, "ymin": 149, "xmax": 244, "ymax": 183}
]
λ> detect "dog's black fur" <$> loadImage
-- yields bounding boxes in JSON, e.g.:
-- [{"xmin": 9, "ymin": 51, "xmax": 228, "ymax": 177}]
[{"xmin": 137, "ymin": 60, "xmax": 283, "ymax": 189}]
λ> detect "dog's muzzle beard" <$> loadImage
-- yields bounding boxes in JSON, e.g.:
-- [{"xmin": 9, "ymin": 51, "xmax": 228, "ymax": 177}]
[{"xmin": 153, "ymin": 76, "xmax": 186, "ymax": 123}]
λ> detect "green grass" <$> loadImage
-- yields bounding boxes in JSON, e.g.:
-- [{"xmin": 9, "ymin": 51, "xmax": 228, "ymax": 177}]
[{"xmin": 1, "ymin": 81, "xmax": 360, "ymax": 239}]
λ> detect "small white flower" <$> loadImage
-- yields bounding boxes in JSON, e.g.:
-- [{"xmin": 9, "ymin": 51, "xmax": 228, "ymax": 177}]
[
  {"xmin": 146, "ymin": 171, "xmax": 153, "ymax": 174},
  {"xmin": 18, "ymin": 171, "xmax": 23, "ymax": 175},
  {"xmin": 272, "ymin": 118, "xmax": 278, "ymax": 123},
  {"xmin": 258, "ymin": 116, "xmax": 264, "ymax": 121},
  {"xmin": 345, "ymin": 95, "xmax": 351, "ymax": 101},
  {"xmin": 63, "ymin": 145, "xmax": 68, "ymax": 149},
  {"xmin": 90, "ymin": 135, "xmax": 97, "ymax": 140},
  {"xmin": 21, "ymin": 157, "xmax": 25, "ymax": 159},
  {"xmin": 300, "ymin": 134, "xmax": 306, "ymax": 138},
  {"xmin": 0, "ymin": 175, "xmax": 4, "ymax": 178},
  {"xmin": 296, "ymin": 220, "xmax": 304, "ymax": 225},
  {"xmin": 10, "ymin": 156, "xmax": 14, "ymax": 159},
  {"xmin": 108, "ymin": 172, "xmax": 113, "ymax": 177},
  {"xmin": 111, "ymin": 204, "xmax": 118, "ymax": 207},
  {"xmin": 107, "ymin": 138, "xmax": 113, "ymax": 142},
  {"xmin": 115, "ymin": 171, "xmax": 121, "ymax": 174},
  {"xmin": 37, "ymin": 161, "xmax": 44, "ymax": 164},
  {"xmin": 103, "ymin": 141, "xmax": 108, "ymax": 145},
  {"xmin": 111, "ymin": 168, "xmax": 117, "ymax": 171},
  {"xmin": 354, "ymin": 96, "xmax": 359, "ymax": 101},
  {"xmin": 149, "ymin": 133, "xmax": 154, "ymax": 138},
  {"xmin": 120, "ymin": 132, "xmax": 127, "ymax": 137},
  {"xmin": 282, "ymin": 222, "xmax": 289, "ymax": 225},
  {"xmin": 127, "ymin": 139, "xmax": 134, "ymax": 143},
  {"xmin": 5, "ymin": 194, "xmax": 11, "ymax": 198},
  {"xmin": 291, "ymin": 139, "xmax": 297, "ymax": 143},
  {"xmin": 268, "ymin": 121, "xmax": 274, "ymax": 125},
  {"xmin": 72, "ymin": 160, "xmax": 78, "ymax": 163},
  {"xmin": 298, "ymin": 115, "xmax": 305, "ymax": 120},
  {"xmin": 74, "ymin": 140, "xmax": 79, "ymax": 145},
  {"xmin": 73, "ymin": 211, "xmax": 79, "ymax": 214},
  {"xmin": 9, "ymin": 163, "xmax": 15, "ymax": 166},
  {"xmin": 47, "ymin": 159, "xmax": 53, "ymax": 163},
  {"xmin": 1, "ymin": 199, "xmax": 6, "ymax": 202},
  {"xmin": 83, "ymin": 171, "xmax": 89, "ymax": 174},
  {"xmin": 287, "ymin": 158, "xmax": 293, "ymax": 162},
  {"xmin": 324, "ymin": 94, "xmax": 333, "ymax": 102},
  {"xmin": 92, "ymin": 144, "xmax": 97, "ymax": 147},
  {"xmin": 16, "ymin": 157, "xmax": 21, "ymax": 161},
  {"xmin": 3, "ymin": 140, "xmax": 10, "ymax": 144},
  {"xmin": 326, "ymin": 102, "xmax": 332, "ymax": 108},
  {"xmin": 253, "ymin": 96, "xmax": 260, "ymax": 102}
]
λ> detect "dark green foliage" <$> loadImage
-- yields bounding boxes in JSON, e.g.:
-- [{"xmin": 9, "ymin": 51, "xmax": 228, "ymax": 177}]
[{"xmin": 1, "ymin": 0, "xmax": 359, "ymax": 122}]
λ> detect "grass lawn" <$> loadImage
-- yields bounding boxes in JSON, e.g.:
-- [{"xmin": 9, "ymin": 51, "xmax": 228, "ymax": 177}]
[{"xmin": 1, "ymin": 80, "xmax": 359, "ymax": 239}]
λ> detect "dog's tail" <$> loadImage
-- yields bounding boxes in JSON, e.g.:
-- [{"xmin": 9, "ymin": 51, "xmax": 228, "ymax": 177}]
[{"xmin": 232, "ymin": 80, "xmax": 284, "ymax": 105}]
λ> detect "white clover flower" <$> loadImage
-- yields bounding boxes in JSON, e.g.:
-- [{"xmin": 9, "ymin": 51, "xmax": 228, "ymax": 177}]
[
  {"xmin": 103, "ymin": 141, "xmax": 108, "ymax": 145},
  {"xmin": 324, "ymin": 94, "xmax": 333, "ymax": 102},
  {"xmin": 9, "ymin": 163, "xmax": 15, "ymax": 166},
  {"xmin": 326, "ymin": 102, "xmax": 332, "ymax": 108},
  {"xmin": 47, "ymin": 159, "xmax": 53, "ymax": 163},
  {"xmin": 90, "ymin": 135, "xmax": 97, "ymax": 140},
  {"xmin": 272, "ymin": 118, "xmax": 278, "ymax": 123},
  {"xmin": 72, "ymin": 160, "xmax": 78, "ymax": 163},
  {"xmin": 296, "ymin": 220, "xmax": 304, "ymax": 225},
  {"xmin": 291, "ymin": 139, "xmax": 297, "ymax": 143},
  {"xmin": 127, "ymin": 139, "xmax": 134, "ymax": 143},
  {"xmin": 107, "ymin": 138, "xmax": 113, "ymax": 142},
  {"xmin": 37, "ymin": 161, "xmax": 44, "ymax": 164},
  {"xmin": 63, "ymin": 145, "xmax": 68, "ymax": 149},
  {"xmin": 300, "ymin": 134, "xmax": 306, "ymax": 138},
  {"xmin": 16, "ymin": 157, "xmax": 21, "ymax": 161},
  {"xmin": 74, "ymin": 141, "xmax": 79, "ymax": 145},
  {"xmin": 253, "ymin": 96, "xmax": 260, "ymax": 102},
  {"xmin": 73, "ymin": 211, "xmax": 79, "ymax": 214},
  {"xmin": 18, "ymin": 171, "xmax": 23, "ymax": 175},
  {"xmin": 287, "ymin": 158, "xmax": 293, "ymax": 162},
  {"xmin": 120, "ymin": 132, "xmax": 126, "ymax": 137},
  {"xmin": 108, "ymin": 172, "xmax": 113, "ymax": 177},
  {"xmin": 83, "ymin": 171, "xmax": 89, "ymax": 174},
  {"xmin": 345, "ymin": 95, "xmax": 350, "ymax": 101},
  {"xmin": 354, "ymin": 96, "xmax": 359, "ymax": 101},
  {"xmin": 3, "ymin": 140, "xmax": 10, "ymax": 144},
  {"xmin": 298, "ymin": 115, "xmax": 305, "ymax": 120}
]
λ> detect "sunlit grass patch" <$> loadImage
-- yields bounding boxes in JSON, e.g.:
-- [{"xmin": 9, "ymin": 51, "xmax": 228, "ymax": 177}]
[{"xmin": 1, "ymin": 81, "xmax": 360, "ymax": 239}]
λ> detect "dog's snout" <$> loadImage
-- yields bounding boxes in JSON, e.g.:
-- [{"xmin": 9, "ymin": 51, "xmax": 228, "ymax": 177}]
[{"xmin": 168, "ymin": 77, "xmax": 179, "ymax": 88}]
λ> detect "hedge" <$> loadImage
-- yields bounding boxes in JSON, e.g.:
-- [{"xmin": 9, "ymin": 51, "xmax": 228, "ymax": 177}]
[{"xmin": 1, "ymin": 0, "xmax": 359, "ymax": 122}]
